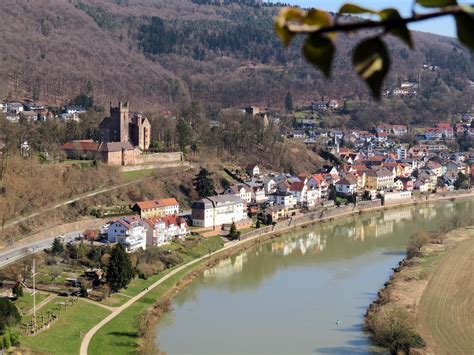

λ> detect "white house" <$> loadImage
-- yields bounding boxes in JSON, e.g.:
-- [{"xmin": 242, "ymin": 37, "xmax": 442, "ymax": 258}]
[
  {"xmin": 288, "ymin": 182, "xmax": 320, "ymax": 208},
  {"xmin": 223, "ymin": 184, "xmax": 252, "ymax": 204},
  {"xmin": 107, "ymin": 216, "xmax": 148, "ymax": 252},
  {"xmin": 246, "ymin": 164, "xmax": 260, "ymax": 177},
  {"xmin": 144, "ymin": 215, "xmax": 189, "ymax": 247},
  {"xmin": 262, "ymin": 177, "xmax": 276, "ymax": 194},
  {"xmin": 335, "ymin": 175, "xmax": 357, "ymax": 196},
  {"xmin": 6, "ymin": 102, "xmax": 24, "ymax": 114},
  {"xmin": 268, "ymin": 191, "xmax": 295, "ymax": 208},
  {"xmin": 251, "ymin": 186, "xmax": 267, "ymax": 203},
  {"xmin": 192, "ymin": 195, "xmax": 245, "ymax": 228}
]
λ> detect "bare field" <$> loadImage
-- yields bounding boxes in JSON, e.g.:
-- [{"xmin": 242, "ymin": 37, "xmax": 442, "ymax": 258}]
[{"xmin": 417, "ymin": 231, "xmax": 474, "ymax": 355}]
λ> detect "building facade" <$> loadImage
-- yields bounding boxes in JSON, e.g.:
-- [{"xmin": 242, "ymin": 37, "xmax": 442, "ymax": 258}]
[
  {"xmin": 107, "ymin": 216, "xmax": 148, "ymax": 252},
  {"xmin": 133, "ymin": 198, "xmax": 180, "ymax": 219},
  {"xmin": 191, "ymin": 195, "xmax": 245, "ymax": 228}
]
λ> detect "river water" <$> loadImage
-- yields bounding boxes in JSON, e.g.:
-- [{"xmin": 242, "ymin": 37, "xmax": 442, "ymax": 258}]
[{"xmin": 156, "ymin": 199, "xmax": 473, "ymax": 354}]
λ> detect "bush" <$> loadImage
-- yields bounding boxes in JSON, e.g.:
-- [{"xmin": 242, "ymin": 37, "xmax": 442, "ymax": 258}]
[
  {"xmin": 406, "ymin": 233, "xmax": 430, "ymax": 259},
  {"xmin": 365, "ymin": 307, "xmax": 425, "ymax": 354}
]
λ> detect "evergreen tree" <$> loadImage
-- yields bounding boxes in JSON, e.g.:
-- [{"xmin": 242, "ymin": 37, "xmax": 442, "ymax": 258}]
[
  {"xmin": 193, "ymin": 167, "xmax": 215, "ymax": 198},
  {"xmin": 328, "ymin": 184, "xmax": 337, "ymax": 202},
  {"xmin": 285, "ymin": 91, "xmax": 294, "ymax": 113},
  {"xmin": 107, "ymin": 244, "xmax": 133, "ymax": 292},
  {"xmin": 228, "ymin": 221, "xmax": 241, "ymax": 240},
  {"xmin": 51, "ymin": 237, "xmax": 64, "ymax": 256},
  {"xmin": 454, "ymin": 172, "xmax": 470, "ymax": 190},
  {"xmin": 0, "ymin": 298, "xmax": 20, "ymax": 332},
  {"xmin": 176, "ymin": 119, "xmax": 192, "ymax": 152}
]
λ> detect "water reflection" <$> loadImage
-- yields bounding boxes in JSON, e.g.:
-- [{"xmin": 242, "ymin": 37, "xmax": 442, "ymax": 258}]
[{"xmin": 157, "ymin": 199, "xmax": 474, "ymax": 355}]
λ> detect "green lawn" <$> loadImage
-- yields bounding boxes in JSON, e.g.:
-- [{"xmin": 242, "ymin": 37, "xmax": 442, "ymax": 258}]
[
  {"xmin": 20, "ymin": 236, "xmax": 224, "ymax": 354},
  {"xmin": 100, "ymin": 293, "xmax": 131, "ymax": 307},
  {"xmin": 14, "ymin": 292, "xmax": 49, "ymax": 315},
  {"xmin": 122, "ymin": 168, "xmax": 157, "ymax": 182},
  {"xmin": 21, "ymin": 299, "xmax": 110, "ymax": 354},
  {"xmin": 89, "ymin": 261, "xmax": 206, "ymax": 355}
]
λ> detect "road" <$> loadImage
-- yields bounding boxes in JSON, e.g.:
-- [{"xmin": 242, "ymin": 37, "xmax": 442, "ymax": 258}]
[
  {"xmin": 2, "ymin": 180, "xmax": 147, "ymax": 230},
  {"xmin": 0, "ymin": 231, "xmax": 82, "ymax": 268}
]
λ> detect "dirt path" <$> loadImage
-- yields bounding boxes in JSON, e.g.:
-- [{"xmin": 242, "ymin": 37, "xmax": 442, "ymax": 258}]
[
  {"xmin": 417, "ymin": 236, "xmax": 474, "ymax": 355},
  {"xmin": 24, "ymin": 294, "xmax": 56, "ymax": 316}
]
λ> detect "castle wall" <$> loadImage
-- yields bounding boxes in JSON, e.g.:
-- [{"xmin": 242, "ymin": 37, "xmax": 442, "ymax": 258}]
[{"xmin": 133, "ymin": 152, "xmax": 183, "ymax": 165}]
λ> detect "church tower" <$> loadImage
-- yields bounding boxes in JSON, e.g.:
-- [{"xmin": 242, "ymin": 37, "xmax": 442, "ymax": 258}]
[{"xmin": 109, "ymin": 101, "xmax": 130, "ymax": 143}]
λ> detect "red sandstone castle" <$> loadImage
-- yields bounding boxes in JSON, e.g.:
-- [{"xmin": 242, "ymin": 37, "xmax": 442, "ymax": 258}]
[{"xmin": 99, "ymin": 101, "xmax": 151, "ymax": 151}]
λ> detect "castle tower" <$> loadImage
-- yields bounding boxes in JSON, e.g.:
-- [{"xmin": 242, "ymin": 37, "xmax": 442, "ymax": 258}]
[{"xmin": 109, "ymin": 101, "xmax": 130, "ymax": 143}]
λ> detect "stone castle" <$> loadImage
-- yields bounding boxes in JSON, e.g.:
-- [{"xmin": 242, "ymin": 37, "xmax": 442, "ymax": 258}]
[{"xmin": 99, "ymin": 102, "xmax": 151, "ymax": 151}]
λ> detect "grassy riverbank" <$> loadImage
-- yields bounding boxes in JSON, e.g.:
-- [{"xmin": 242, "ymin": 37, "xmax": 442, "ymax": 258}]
[{"xmin": 365, "ymin": 226, "xmax": 474, "ymax": 354}]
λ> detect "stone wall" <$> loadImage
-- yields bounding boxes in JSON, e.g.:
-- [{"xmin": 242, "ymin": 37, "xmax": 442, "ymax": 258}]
[{"xmin": 134, "ymin": 152, "xmax": 183, "ymax": 165}]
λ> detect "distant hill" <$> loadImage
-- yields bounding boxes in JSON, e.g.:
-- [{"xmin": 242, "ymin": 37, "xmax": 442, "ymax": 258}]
[{"xmin": 0, "ymin": 0, "xmax": 472, "ymax": 116}]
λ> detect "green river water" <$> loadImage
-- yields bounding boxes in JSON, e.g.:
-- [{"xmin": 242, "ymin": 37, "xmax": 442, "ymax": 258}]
[{"xmin": 156, "ymin": 199, "xmax": 473, "ymax": 354}]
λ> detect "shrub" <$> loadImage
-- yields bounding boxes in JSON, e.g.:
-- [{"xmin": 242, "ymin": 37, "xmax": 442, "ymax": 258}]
[
  {"xmin": 365, "ymin": 307, "xmax": 425, "ymax": 354},
  {"xmin": 406, "ymin": 233, "xmax": 430, "ymax": 259}
]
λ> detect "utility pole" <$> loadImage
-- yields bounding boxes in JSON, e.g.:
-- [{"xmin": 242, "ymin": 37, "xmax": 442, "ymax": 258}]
[{"xmin": 32, "ymin": 258, "xmax": 37, "ymax": 330}]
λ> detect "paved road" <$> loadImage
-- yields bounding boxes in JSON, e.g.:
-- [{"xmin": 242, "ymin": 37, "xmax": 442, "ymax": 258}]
[
  {"xmin": 2, "ymin": 180, "xmax": 147, "ymax": 230},
  {"xmin": 0, "ymin": 231, "xmax": 82, "ymax": 268}
]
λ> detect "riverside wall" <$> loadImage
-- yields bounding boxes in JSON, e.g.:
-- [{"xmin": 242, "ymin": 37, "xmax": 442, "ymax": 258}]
[{"xmin": 240, "ymin": 190, "xmax": 474, "ymax": 241}]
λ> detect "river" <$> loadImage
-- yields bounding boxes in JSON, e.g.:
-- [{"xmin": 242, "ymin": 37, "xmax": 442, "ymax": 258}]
[{"xmin": 156, "ymin": 199, "xmax": 474, "ymax": 354}]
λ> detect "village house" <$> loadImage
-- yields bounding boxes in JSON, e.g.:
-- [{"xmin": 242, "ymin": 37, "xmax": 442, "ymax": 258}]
[
  {"xmin": 6, "ymin": 102, "xmax": 24, "ymax": 114},
  {"xmin": 223, "ymin": 184, "xmax": 252, "ymax": 204},
  {"xmin": 414, "ymin": 178, "xmax": 432, "ymax": 192},
  {"xmin": 251, "ymin": 186, "xmax": 267, "ymax": 203},
  {"xmin": 267, "ymin": 191, "xmax": 296, "ymax": 208},
  {"xmin": 335, "ymin": 174, "xmax": 357, "ymax": 196},
  {"xmin": 259, "ymin": 206, "xmax": 288, "ymax": 224},
  {"xmin": 308, "ymin": 174, "xmax": 328, "ymax": 198},
  {"xmin": 262, "ymin": 176, "xmax": 276, "ymax": 194},
  {"xmin": 246, "ymin": 164, "xmax": 260, "ymax": 177},
  {"xmin": 396, "ymin": 177, "xmax": 414, "ymax": 191},
  {"xmin": 392, "ymin": 125, "xmax": 408, "ymax": 136},
  {"xmin": 364, "ymin": 168, "xmax": 395, "ymax": 190},
  {"xmin": 144, "ymin": 215, "xmax": 189, "ymax": 247},
  {"xmin": 132, "ymin": 198, "xmax": 180, "ymax": 219},
  {"xmin": 191, "ymin": 195, "xmax": 245, "ymax": 228},
  {"xmin": 288, "ymin": 181, "xmax": 320, "ymax": 208},
  {"xmin": 107, "ymin": 216, "xmax": 148, "ymax": 252}
]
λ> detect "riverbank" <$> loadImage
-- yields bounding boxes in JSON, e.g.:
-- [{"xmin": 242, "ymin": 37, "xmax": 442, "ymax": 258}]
[
  {"xmin": 81, "ymin": 192, "xmax": 473, "ymax": 354},
  {"xmin": 364, "ymin": 226, "xmax": 474, "ymax": 354}
]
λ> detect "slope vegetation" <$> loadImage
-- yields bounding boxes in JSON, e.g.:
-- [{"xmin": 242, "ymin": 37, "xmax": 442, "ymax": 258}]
[{"xmin": 0, "ymin": 0, "xmax": 472, "ymax": 114}]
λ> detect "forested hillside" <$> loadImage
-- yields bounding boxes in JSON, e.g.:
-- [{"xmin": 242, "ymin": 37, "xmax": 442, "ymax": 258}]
[{"xmin": 0, "ymin": 0, "xmax": 472, "ymax": 116}]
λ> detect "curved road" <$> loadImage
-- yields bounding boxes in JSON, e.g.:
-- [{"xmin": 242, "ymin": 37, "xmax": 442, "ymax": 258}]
[{"xmin": 0, "ymin": 231, "xmax": 82, "ymax": 268}]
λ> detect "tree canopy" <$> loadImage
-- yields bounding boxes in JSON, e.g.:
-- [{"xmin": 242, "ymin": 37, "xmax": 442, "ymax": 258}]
[
  {"xmin": 193, "ymin": 167, "xmax": 215, "ymax": 199},
  {"xmin": 0, "ymin": 298, "xmax": 20, "ymax": 333},
  {"xmin": 107, "ymin": 243, "xmax": 134, "ymax": 292}
]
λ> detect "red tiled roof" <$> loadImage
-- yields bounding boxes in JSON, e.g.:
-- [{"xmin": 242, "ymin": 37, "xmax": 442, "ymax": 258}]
[
  {"xmin": 61, "ymin": 140, "xmax": 99, "ymax": 151},
  {"xmin": 135, "ymin": 198, "xmax": 179, "ymax": 210}
]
